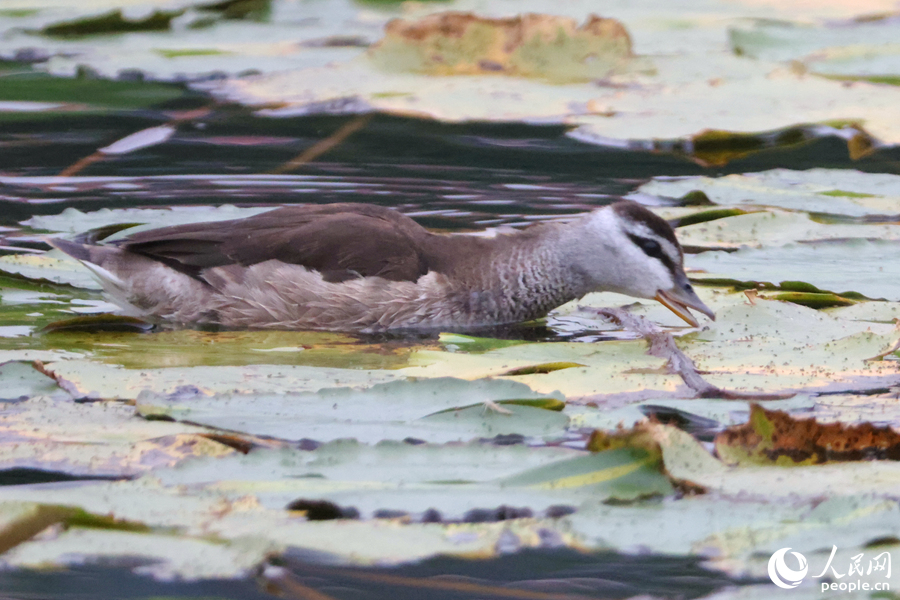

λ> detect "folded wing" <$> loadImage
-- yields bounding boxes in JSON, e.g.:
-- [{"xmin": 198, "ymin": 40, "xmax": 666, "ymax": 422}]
[{"xmin": 120, "ymin": 203, "xmax": 432, "ymax": 283}]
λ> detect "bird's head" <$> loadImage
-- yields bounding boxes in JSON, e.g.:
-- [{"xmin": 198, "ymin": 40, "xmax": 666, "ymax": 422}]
[{"xmin": 567, "ymin": 201, "xmax": 715, "ymax": 327}]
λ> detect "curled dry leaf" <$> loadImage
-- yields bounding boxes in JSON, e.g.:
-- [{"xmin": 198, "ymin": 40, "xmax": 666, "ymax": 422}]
[
  {"xmin": 715, "ymin": 403, "xmax": 900, "ymax": 466},
  {"xmin": 588, "ymin": 421, "xmax": 707, "ymax": 495}
]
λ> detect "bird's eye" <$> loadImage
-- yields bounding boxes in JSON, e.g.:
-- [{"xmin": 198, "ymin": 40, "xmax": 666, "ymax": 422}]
[
  {"xmin": 684, "ymin": 283, "xmax": 693, "ymax": 292},
  {"xmin": 626, "ymin": 233, "xmax": 672, "ymax": 267},
  {"xmin": 639, "ymin": 239, "xmax": 661, "ymax": 256}
]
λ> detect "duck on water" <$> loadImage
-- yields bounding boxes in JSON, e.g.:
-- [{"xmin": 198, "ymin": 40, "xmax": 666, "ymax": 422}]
[{"xmin": 50, "ymin": 201, "xmax": 715, "ymax": 333}]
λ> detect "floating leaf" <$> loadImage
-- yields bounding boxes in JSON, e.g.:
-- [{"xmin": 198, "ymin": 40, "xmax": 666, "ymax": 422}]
[
  {"xmin": 0, "ymin": 393, "xmax": 234, "ymax": 477},
  {"xmin": 368, "ymin": 12, "xmax": 637, "ymax": 83},
  {"xmin": 730, "ymin": 17, "xmax": 900, "ymax": 82},
  {"xmin": 689, "ymin": 240, "xmax": 900, "ymax": 301},
  {"xmin": 0, "ymin": 251, "xmax": 100, "ymax": 290},
  {"xmin": 640, "ymin": 169, "xmax": 900, "ymax": 217},
  {"xmin": 0, "ymin": 361, "xmax": 70, "ymax": 403},
  {"xmin": 136, "ymin": 377, "xmax": 567, "ymax": 444},
  {"xmin": 674, "ymin": 209, "xmax": 900, "ymax": 250},
  {"xmin": 24, "ymin": 205, "xmax": 270, "ymax": 235}
]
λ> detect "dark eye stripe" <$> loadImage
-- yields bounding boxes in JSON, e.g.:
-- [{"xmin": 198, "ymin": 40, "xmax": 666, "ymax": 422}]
[{"xmin": 627, "ymin": 233, "xmax": 678, "ymax": 274}]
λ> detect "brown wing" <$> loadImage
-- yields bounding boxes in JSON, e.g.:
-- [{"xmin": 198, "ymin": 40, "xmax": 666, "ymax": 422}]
[{"xmin": 119, "ymin": 203, "xmax": 432, "ymax": 283}]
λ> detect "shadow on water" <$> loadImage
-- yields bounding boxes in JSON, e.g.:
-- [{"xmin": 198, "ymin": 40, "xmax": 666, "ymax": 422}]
[{"xmin": 0, "ymin": 548, "xmax": 754, "ymax": 600}]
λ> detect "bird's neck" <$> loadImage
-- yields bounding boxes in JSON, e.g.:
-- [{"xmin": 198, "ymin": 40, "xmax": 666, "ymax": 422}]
[{"xmin": 445, "ymin": 222, "xmax": 590, "ymax": 324}]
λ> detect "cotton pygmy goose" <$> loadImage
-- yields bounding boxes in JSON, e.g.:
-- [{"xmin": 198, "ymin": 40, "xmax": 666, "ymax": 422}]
[{"xmin": 50, "ymin": 201, "xmax": 715, "ymax": 332}]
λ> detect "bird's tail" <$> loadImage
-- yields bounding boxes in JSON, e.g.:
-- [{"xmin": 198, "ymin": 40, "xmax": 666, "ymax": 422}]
[{"xmin": 49, "ymin": 237, "xmax": 131, "ymax": 300}]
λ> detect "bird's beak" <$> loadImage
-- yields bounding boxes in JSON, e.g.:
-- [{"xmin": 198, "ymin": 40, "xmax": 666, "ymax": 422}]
[{"xmin": 655, "ymin": 286, "xmax": 716, "ymax": 327}]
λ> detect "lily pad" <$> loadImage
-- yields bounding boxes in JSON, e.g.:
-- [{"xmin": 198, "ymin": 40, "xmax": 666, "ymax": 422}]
[
  {"xmin": 0, "ymin": 361, "xmax": 70, "ymax": 403},
  {"xmin": 730, "ymin": 17, "xmax": 900, "ymax": 82},
  {"xmin": 688, "ymin": 240, "xmax": 900, "ymax": 301},
  {"xmin": 0, "ymin": 251, "xmax": 100, "ymax": 290},
  {"xmin": 2, "ymin": 527, "xmax": 273, "ymax": 581},
  {"xmin": 136, "ymin": 377, "xmax": 567, "ymax": 443},
  {"xmin": 153, "ymin": 438, "xmax": 672, "ymax": 517},
  {"xmin": 0, "ymin": 393, "xmax": 234, "ymax": 477},
  {"xmin": 37, "ymin": 359, "xmax": 403, "ymax": 398},
  {"xmin": 23, "ymin": 204, "xmax": 271, "ymax": 235},
  {"xmin": 368, "ymin": 12, "xmax": 637, "ymax": 83},
  {"xmin": 638, "ymin": 169, "xmax": 900, "ymax": 217},
  {"xmin": 674, "ymin": 209, "xmax": 900, "ymax": 250}
]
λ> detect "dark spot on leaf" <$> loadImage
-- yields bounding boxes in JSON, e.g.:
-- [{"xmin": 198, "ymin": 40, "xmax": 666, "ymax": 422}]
[{"xmin": 286, "ymin": 499, "xmax": 359, "ymax": 520}]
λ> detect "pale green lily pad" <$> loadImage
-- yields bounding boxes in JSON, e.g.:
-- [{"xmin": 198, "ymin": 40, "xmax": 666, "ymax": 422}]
[
  {"xmin": 688, "ymin": 299, "xmax": 900, "ymax": 393},
  {"xmin": 406, "ymin": 293, "xmax": 899, "ymax": 399},
  {"xmin": 730, "ymin": 17, "xmax": 900, "ymax": 81},
  {"xmin": 570, "ymin": 491, "xmax": 900, "ymax": 588},
  {"xmin": 136, "ymin": 377, "xmax": 567, "ymax": 443},
  {"xmin": 828, "ymin": 301, "xmax": 900, "ymax": 323},
  {"xmin": 689, "ymin": 240, "xmax": 900, "ymax": 301},
  {"xmin": 38, "ymin": 359, "xmax": 404, "ymax": 398},
  {"xmin": 152, "ymin": 439, "xmax": 671, "ymax": 517},
  {"xmin": 0, "ymin": 361, "xmax": 70, "ymax": 402},
  {"xmin": 0, "ymin": 0, "xmax": 379, "ymax": 81},
  {"xmin": 638, "ymin": 169, "xmax": 900, "ymax": 217},
  {"xmin": 674, "ymin": 209, "xmax": 900, "ymax": 249},
  {"xmin": 0, "ymin": 251, "xmax": 100, "ymax": 290},
  {"xmin": 0, "ymin": 394, "xmax": 235, "ymax": 476},
  {"xmin": 566, "ymin": 394, "xmax": 817, "ymax": 433},
  {"xmin": 0, "ymin": 476, "xmax": 578, "ymax": 567},
  {"xmin": 24, "ymin": 204, "xmax": 271, "ymax": 235},
  {"xmin": 2, "ymin": 528, "xmax": 271, "ymax": 581},
  {"xmin": 400, "ymin": 336, "xmax": 674, "ymax": 398}
]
